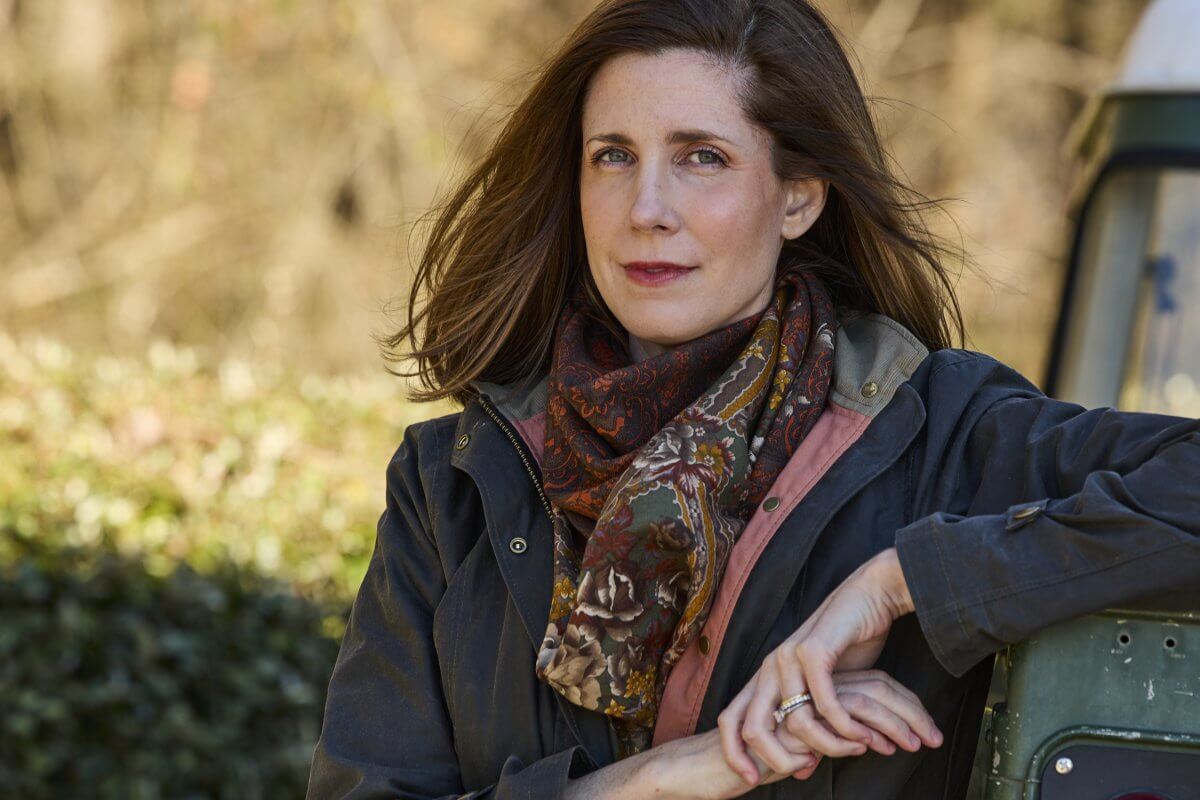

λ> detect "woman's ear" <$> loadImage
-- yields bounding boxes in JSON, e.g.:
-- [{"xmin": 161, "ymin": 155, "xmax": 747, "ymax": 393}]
[{"xmin": 781, "ymin": 177, "xmax": 828, "ymax": 240}]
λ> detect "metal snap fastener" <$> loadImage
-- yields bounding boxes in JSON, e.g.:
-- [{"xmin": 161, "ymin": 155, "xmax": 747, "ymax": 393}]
[
  {"xmin": 508, "ymin": 536, "xmax": 528, "ymax": 554},
  {"xmin": 455, "ymin": 433, "xmax": 470, "ymax": 450},
  {"xmin": 698, "ymin": 635, "xmax": 711, "ymax": 655},
  {"xmin": 1012, "ymin": 505, "xmax": 1040, "ymax": 520},
  {"xmin": 861, "ymin": 381, "xmax": 879, "ymax": 398},
  {"xmin": 1054, "ymin": 757, "xmax": 1073, "ymax": 775},
  {"xmin": 762, "ymin": 497, "xmax": 780, "ymax": 512}
]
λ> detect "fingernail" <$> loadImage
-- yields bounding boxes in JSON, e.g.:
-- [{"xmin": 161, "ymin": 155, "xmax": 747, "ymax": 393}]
[
  {"xmin": 791, "ymin": 757, "xmax": 814, "ymax": 775},
  {"xmin": 743, "ymin": 769, "xmax": 758, "ymax": 784},
  {"xmin": 908, "ymin": 734, "xmax": 920, "ymax": 749},
  {"xmin": 932, "ymin": 729, "xmax": 944, "ymax": 747}
]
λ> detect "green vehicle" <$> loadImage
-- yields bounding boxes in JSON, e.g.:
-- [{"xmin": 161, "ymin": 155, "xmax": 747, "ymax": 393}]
[{"xmin": 967, "ymin": 1, "xmax": 1200, "ymax": 797}]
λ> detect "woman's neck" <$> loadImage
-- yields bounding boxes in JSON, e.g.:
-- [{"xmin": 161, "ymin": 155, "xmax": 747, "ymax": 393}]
[{"xmin": 628, "ymin": 331, "xmax": 671, "ymax": 362}]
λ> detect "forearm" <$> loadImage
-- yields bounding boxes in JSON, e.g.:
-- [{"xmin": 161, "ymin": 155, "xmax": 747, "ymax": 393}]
[
  {"xmin": 563, "ymin": 745, "xmax": 669, "ymax": 800},
  {"xmin": 897, "ymin": 382, "xmax": 1200, "ymax": 676},
  {"xmin": 895, "ymin": 430, "xmax": 1200, "ymax": 676},
  {"xmin": 564, "ymin": 728, "xmax": 761, "ymax": 800}
]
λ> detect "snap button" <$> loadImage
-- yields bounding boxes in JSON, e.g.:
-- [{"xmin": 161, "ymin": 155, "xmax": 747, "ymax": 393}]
[
  {"xmin": 455, "ymin": 433, "xmax": 471, "ymax": 450},
  {"xmin": 1005, "ymin": 499, "xmax": 1048, "ymax": 531},
  {"xmin": 1012, "ymin": 506, "xmax": 1040, "ymax": 521},
  {"xmin": 698, "ymin": 635, "xmax": 711, "ymax": 655},
  {"xmin": 508, "ymin": 536, "xmax": 528, "ymax": 554},
  {"xmin": 861, "ymin": 381, "xmax": 879, "ymax": 398},
  {"xmin": 762, "ymin": 496, "xmax": 780, "ymax": 512}
]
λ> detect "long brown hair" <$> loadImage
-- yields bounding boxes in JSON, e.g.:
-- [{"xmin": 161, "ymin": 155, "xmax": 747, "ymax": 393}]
[{"xmin": 378, "ymin": 0, "xmax": 967, "ymax": 406}]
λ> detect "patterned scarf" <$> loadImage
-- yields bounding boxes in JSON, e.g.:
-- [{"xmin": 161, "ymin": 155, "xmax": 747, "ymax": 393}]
[{"xmin": 534, "ymin": 262, "xmax": 837, "ymax": 757}]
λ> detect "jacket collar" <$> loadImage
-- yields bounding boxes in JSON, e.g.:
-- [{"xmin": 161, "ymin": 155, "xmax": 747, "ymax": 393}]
[{"xmin": 469, "ymin": 309, "xmax": 930, "ymax": 436}]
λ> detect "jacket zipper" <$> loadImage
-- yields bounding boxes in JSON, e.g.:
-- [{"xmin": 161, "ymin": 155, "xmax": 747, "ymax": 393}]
[{"xmin": 475, "ymin": 395, "xmax": 563, "ymax": 529}]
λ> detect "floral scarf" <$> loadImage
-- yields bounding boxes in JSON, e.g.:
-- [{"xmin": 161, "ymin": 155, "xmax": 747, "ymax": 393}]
[{"xmin": 534, "ymin": 262, "xmax": 837, "ymax": 757}]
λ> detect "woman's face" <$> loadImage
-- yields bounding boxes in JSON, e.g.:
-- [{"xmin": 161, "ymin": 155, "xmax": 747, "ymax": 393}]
[{"xmin": 579, "ymin": 48, "xmax": 827, "ymax": 358}]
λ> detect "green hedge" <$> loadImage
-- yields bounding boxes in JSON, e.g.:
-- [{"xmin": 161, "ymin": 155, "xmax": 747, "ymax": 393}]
[
  {"xmin": 0, "ymin": 337, "xmax": 458, "ymax": 796},
  {"xmin": 0, "ymin": 528, "xmax": 345, "ymax": 799}
]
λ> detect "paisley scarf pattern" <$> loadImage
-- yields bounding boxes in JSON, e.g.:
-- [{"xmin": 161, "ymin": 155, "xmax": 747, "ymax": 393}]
[{"xmin": 535, "ymin": 263, "xmax": 837, "ymax": 757}]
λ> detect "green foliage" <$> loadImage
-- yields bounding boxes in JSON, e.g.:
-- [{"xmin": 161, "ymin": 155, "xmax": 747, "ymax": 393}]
[
  {"xmin": 0, "ymin": 528, "xmax": 344, "ymax": 799},
  {"xmin": 0, "ymin": 336, "xmax": 458, "ymax": 796},
  {"xmin": 0, "ymin": 335, "xmax": 453, "ymax": 605}
]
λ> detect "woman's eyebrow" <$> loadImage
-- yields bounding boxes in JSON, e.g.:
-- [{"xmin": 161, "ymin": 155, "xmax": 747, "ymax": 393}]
[{"xmin": 585, "ymin": 129, "xmax": 738, "ymax": 146}]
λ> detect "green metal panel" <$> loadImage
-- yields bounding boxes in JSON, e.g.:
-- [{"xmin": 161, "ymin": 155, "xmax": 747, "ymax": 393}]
[{"xmin": 967, "ymin": 606, "xmax": 1200, "ymax": 799}]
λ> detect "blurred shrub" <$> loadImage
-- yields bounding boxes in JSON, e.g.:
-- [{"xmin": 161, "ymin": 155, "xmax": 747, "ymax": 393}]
[
  {"xmin": 0, "ymin": 333, "xmax": 454, "ymax": 606},
  {"xmin": 0, "ymin": 333, "xmax": 457, "ymax": 796},
  {"xmin": 0, "ymin": 526, "xmax": 343, "ymax": 799}
]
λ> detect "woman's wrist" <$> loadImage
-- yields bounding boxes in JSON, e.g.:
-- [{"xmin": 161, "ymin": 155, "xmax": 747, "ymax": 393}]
[
  {"xmin": 634, "ymin": 737, "xmax": 699, "ymax": 800},
  {"xmin": 870, "ymin": 547, "xmax": 915, "ymax": 617}
]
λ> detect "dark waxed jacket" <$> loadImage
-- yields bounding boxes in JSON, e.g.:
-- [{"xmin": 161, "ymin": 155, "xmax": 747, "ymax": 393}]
[{"xmin": 305, "ymin": 311, "xmax": 1200, "ymax": 800}]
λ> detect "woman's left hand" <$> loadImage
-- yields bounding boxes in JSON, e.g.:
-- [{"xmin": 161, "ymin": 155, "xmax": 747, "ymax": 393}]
[{"xmin": 718, "ymin": 547, "xmax": 942, "ymax": 777}]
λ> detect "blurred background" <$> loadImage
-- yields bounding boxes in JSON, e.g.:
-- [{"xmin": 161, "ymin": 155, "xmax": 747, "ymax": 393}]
[{"xmin": 0, "ymin": 0, "xmax": 1153, "ymax": 797}]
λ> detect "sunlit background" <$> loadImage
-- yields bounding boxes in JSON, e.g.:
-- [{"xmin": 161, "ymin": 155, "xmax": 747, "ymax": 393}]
[{"xmin": 0, "ymin": 0, "xmax": 1156, "ymax": 796}]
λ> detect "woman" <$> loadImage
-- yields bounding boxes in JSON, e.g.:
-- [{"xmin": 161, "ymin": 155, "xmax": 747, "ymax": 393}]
[{"xmin": 306, "ymin": 1, "xmax": 1200, "ymax": 798}]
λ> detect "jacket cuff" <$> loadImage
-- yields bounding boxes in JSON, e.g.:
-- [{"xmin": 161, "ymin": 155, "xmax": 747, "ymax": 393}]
[
  {"xmin": 894, "ymin": 511, "xmax": 992, "ymax": 678},
  {"xmin": 487, "ymin": 745, "xmax": 597, "ymax": 799}
]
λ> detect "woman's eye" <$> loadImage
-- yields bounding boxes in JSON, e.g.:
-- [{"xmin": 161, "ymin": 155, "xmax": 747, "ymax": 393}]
[
  {"xmin": 591, "ymin": 148, "xmax": 628, "ymax": 165},
  {"xmin": 687, "ymin": 147, "xmax": 727, "ymax": 167}
]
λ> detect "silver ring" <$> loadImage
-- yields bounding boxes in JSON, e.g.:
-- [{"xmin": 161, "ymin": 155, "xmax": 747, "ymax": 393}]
[{"xmin": 772, "ymin": 692, "xmax": 812, "ymax": 724}]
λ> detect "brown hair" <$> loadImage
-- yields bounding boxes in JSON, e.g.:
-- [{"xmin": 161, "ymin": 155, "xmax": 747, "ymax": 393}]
[{"xmin": 378, "ymin": 0, "xmax": 967, "ymax": 406}]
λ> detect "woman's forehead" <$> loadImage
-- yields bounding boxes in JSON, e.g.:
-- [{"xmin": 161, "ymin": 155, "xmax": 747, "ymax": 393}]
[{"xmin": 582, "ymin": 52, "xmax": 754, "ymax": 145}]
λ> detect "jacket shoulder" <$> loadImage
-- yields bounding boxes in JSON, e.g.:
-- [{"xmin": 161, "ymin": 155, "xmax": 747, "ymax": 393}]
[
  {"xmin": 383, "ymin": 410, "xmax": 466, "ymax": 530},
  {"xmin": 388, "ymin": 410, "xmax": 465, "ymax": 469},
  {"xmin": 912, "ymin": 347, "xmax": 1045, "ymax": 405}
]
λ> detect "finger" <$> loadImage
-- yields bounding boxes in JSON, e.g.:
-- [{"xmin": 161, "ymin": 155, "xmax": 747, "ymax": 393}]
[
  {"xmin": 774, "ymin": 725, "xmax": 812, "ymax": 756},
  {"xmin": 792, "ymin": 761, "xmax": 821, "ymax": 782},
  {"xmin": 813, "ymin": 714, "xmax": 885, "ymax": 753},
  {"xmin": 781, "ymin": 700, "xmax": 869, "ymax": 758},
  {"xmin": 775, "ymin": 641, "xmax": 808, "ymax": 712},
  {"xmin": 838, "ymin": 692, "xmax": 918, "ymax": 753},
  {"xmin": 836, "ymin": 669, "xmax": 922, "ymax": 709},
  {"xmin": 773, "ymin": 727, "xmax": 819, "ymax": 778},
  {"xmin": 740, "ymin": 667, "xmax": 816, "ymax": 776},
  {"xmin": 796, "ymin": 639, "xmax": 876, "ymax": 746},
  {"xmin": 717, "ymin": 679, "xmax": 762, "ymax": 784},
  {"xmin": 833, "ymin": 668, "xmax": 927, "ymax": 733},
  {"xmin": 846, "ymin": 672, "xmax": 944, "ymax": 748},
  {"xmin": 775, "ymin": 642, "xmax": 870, "ymax": 758},
  {"xmin": 840, "ymin": 670, "xmax": 942, "ymax": 747},
  {"xmin": 805, "ymin": 713, "xmax": 895, "ymax": 757}
]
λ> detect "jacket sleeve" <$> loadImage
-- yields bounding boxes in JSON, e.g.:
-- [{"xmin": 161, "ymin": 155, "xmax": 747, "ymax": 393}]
[
  {"xmin": 894, "ymin": 354, "xmax": 1200, "ymax": 677},
  {"xmin": 306, "ymin": 423, "xmax": 596, "ymax": 799}
]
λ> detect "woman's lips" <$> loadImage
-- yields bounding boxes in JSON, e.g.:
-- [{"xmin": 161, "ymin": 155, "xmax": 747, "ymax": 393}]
[{"xmin": 621, "ymin": 261, "xmax": 697, "ymax": 287}]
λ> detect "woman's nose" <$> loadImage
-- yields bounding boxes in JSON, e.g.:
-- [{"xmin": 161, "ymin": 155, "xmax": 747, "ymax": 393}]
[{"xmin": 629, "ymin": 173, "xmax": 679, "ymax": 232}]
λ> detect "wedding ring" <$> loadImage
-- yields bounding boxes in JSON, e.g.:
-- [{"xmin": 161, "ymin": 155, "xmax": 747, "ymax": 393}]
[{"xmin": 772, "ymin": 691, "xmax": 812, "ymax": 724}]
